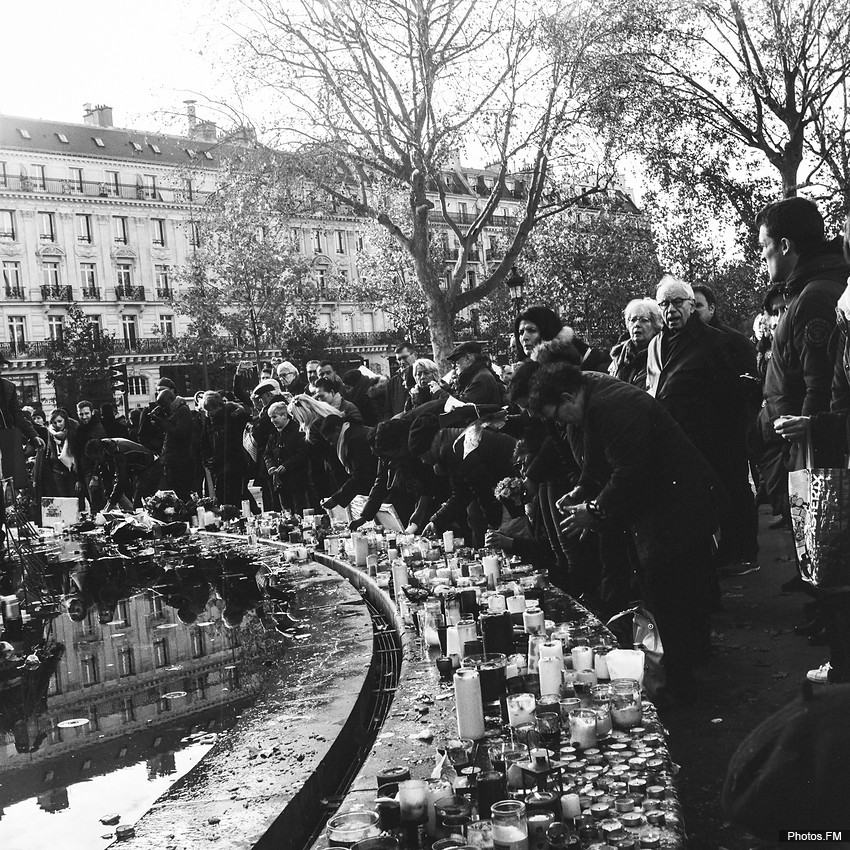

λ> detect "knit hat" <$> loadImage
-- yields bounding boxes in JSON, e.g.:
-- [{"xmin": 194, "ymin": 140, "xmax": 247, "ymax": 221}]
[
  {"xmin": 407, "ymin": 413, "xmax": 440, "ymax": 457},
  {"xmin": 721, "ymin": 681, "xmax": 850, "ymax": 838}
]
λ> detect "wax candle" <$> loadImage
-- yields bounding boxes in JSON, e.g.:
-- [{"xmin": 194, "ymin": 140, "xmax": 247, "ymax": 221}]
[
  {"xmin": 507, "ymin": 594, "xmax": 526, "ymax": 625},
  {"xmin": 241, "ymin": 500, "xmax": 251, "ymax": 520},
  {"xmin": 456, "ymin": 617, "xmax": 478, "ymax": 657},
  {"xmin": 482, "ymin": 555, "xmax": 501, "ymax": 589},
  {"xmin": 537, "ymin": 656, "xmax": 564, "ymax": 697},
  {"xmin": 506, "ymin": 692, "xmax": 537, "ymax": 727},
  {"xmin": 594, "ymin": 649, "xmax": 610, "ymax": 681},
  {"xmin": 561, "ymin": 792, "xmax": 581, "ymax": 820},
  {"xmin": 197, "ymin": 507, "xmax": 206, "ymax": 528},
  {"xmin": 352, "ymin": 534, "xmax": 369, "ymax": 566},
  {"xmin": 454, "ymin": 669, "xmax": 486, "ymax": 739},
  {"xmin": 445, "ymin": 625, "xmax": 461, "ymax": 658},
  {"xmin": 571, "ymin": 645, "xmax": 593, "ymax": 671},
  {"xmin": 443, "ymin": 530, "xmax": 455, "ymax": 553},
  {"xmin": 426, "ymin": 777, "xmax": 453, "ymax": 836},
  {"xmin": 488, "ymin": 594, "xmax": 507, "ymax": 614},
  {"xmin": 481, "ymin": 611, "xmax": 513, "ymax": 656},
  {"xmin": 539, "ymin": 640, "xmax": 564, "ymax": 661},
  {"xmin": 398, "ymin": 779, "xmax": 429, "ymax": 823},
  {"xmin": 568, "ymin": 709, "xmax": 597, "ymax": 749}
]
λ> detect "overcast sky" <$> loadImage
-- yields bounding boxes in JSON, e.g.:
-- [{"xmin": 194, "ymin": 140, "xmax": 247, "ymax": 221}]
[{"xmin": 3, "ymin": 0, "xmax": 235, "ymax": 133}]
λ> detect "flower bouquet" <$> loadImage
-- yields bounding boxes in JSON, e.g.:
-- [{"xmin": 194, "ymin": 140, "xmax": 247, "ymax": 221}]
[{"xmin": 494, "ymin": 476, "xmax": 526, "ymax": 518}]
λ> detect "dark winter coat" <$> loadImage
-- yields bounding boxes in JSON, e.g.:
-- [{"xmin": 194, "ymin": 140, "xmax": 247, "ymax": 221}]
[
  {"xmin": 455, "ymin": 359, "xmax": 506, "ymax": 406},
  {"xmin": 264, "ymin": 418, "xmax": 310, "ymax": 495}
]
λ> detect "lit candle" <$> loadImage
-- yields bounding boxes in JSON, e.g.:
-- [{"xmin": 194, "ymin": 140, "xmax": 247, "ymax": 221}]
[
  {"xmin": 488, "ymin": 594, "xmax": 507, "ymax": 614},
  {"xmin": 537, "ymin": 656, "xmax": 564, "ymax": 697},
  {"xmin": 539, "ymin": 640, "xmax": 564, "ymax": 661},
  {"xmin": 426, "ymin": 778, "xmax": 452, "ymax": 836},
  {"xmin": 398, "ymin": 779, "xmax": 429, "ymax": 823},
  {"xmin": 454, "ymin": 669, "xmax": 486, "ymax": 739},
  {"xmin": 506, "ymin": 692, "xmax": 537, "ymax": 727},
  {"xmin": 445, "ymin": 626, "xmax": 461, "ymax": 658}
]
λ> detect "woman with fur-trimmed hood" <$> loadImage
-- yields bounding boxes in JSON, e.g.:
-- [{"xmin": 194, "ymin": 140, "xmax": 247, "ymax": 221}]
[{"xmin": 513, "ymin": 305, "xmax": 611, "ymax": 372}]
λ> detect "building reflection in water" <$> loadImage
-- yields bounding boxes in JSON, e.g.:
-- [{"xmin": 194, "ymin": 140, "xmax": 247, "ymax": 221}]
[{"xmin": 0, "ymin": 531, "xmax": 294, "ymax": 835}]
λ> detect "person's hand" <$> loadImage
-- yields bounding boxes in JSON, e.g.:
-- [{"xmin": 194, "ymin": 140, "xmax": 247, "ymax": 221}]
[
  {"xmin": 404, "ymin": 522, "xmax": 420, "ymax": 534},
  {"xmin": 421, "ymin": 522, "xmax": 437, "ymax": 537},
  {"xmin": 428, "ymin": 380, "xmax": 441, "ymax": 393},
  {"xmin": 32, "ymin": 436, "xmax": 45, "ymax": 450},
  {"xmin": 559, "ymin": 502, "xmax": 596, "ymax": 538},
  {"xmin": 774, "ymin": 415, "xmax": 810, "ymax": 442},
  {"xmin": 485, "ymin": 530, "xmax": 513, "ymax": 551},
  {"xmin": 268, "ymin": 466, "xmax": 282, "ymax": 476},
  {"xmin": 556, "ymin": 487, "xmax": 585, "ymax": 514},
  {"xmin": 349, "ymin": 517, "xmax": 366, "ymax": 531},
  {"xmin": 321, "ymin": 497, "xmax": 336, "ymax": 510}
]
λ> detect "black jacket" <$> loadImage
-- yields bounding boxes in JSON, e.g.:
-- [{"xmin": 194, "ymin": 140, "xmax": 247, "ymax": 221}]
[
  {"xmin": 264, "ymin": 418, "xmax": 309, "ymax": 493},
  {"xmin": 384, "ymin": 366, "xmax": 415, "ymax": 419},
  {"xmin": 97, "ymin": 438, "xmax": 157, "ymax": 504},
  {"xmin": 455, "ymin": 359, "xmax": 506, "ymax": 406},
  {"xmin": 646, "ymin": 314, "xmax": 738, "ymax": 473},
  {"xmin": 764, "ymin": 240, "xmax": 849, "ymax": 418},
  {"xmin": 564, "ymin": 373, "xmax": 726, "ymax": 576},
  {"xmin": 0, "ymin": 378, "xmax": 37, "ymax": 441},
  {"xmin": 326, "ymin": 422, "xmax": 378, "ymax": 508},
  {"xmin": 429, "ymin": 426, "xmax": 517, "ymax": 531}
]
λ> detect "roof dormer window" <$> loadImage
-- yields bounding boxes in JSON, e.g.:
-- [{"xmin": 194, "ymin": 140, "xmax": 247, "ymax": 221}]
[
  {"xmin": 186, "ymin": 149, "xmax": 196, "ymax": 158},
  {"xmin": 94, "ymin": 137, "xmax": 105, "ymax": 147},
  {"xmin": 18, "ymin": 129, "xmax": 31, "ymax": 139},
  {"xmin": 57, "ymin": 133, "xmax": 69, "ymax": 143},
  {"xmin": 150, "ymin": 144, "xmax": 161, "ymax": 154},
  {"xmin": 131, "ymin": 142, "xmax": 143, "ymax": 152},
  {"xmin": 203, "ymin": 151, "xmax": 213, "ymax": 160}
]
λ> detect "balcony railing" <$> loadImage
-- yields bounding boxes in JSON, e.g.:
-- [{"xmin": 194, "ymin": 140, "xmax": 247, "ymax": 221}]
[
  {"xmin": 116, "ymin": 286, "xmax": 145, "ymax": 301},
  {"xmin": 156, "ymin": 287, "xmax": 173, "ymax": 299},
  {"xmin": 4, "ymin": 287, "xmax": 25, "ymax": 300},
  {"xmin": 327, "ymin": 330, "xmax": 397, "ymax": 348},
  {"xmin": 0, "ymin": 336, "xmax": 181, "ymax": 360},
  {"xmin": 0, "ymin": 174, "xmax": 208, "ymax": 204},
  {"xmin": 41, "ymin": 285, "xmax": 72, "ymax": 302},
  {"xmin": 81, "ymin": 287, "xmax": 101, "ymax": 300}
]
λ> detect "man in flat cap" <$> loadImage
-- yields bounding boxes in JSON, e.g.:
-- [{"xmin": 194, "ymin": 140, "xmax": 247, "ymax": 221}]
[{"xmin": 447, "ymin": 342, "xmax": 506, "ymax": 406}]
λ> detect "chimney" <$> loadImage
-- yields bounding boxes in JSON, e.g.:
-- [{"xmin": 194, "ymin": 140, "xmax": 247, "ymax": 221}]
[
  {"xmin": 184, "ymin": 100, "xmax": 197, "ymax": 131},
  {"xmin": 83, "ymin": 104, "xmax": 113, "ymax": 127}
]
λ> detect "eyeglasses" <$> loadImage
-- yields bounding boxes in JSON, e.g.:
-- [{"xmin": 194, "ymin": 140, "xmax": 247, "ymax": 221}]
[{"xmin": 657, "ymin": 297, "xmax": 692, "ymax": 310}]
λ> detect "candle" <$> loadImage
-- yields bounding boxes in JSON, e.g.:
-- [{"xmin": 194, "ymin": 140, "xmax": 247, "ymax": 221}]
[
  {"xmin": 241, "ymin": 499, "xmax": 251, "ymax": 520},
  {"xmin": 418, "ymin": 539, "xmax": 431, "ymax": 557},
  {"xmin": 426, "ymin": 777, "xmax": 453, "ymax": 836},
  {"xmin": 537, "ymin": 656, "xmax": 564, "ymax": 697},
  {"xmin": 204, "ymin": 510, "xmax": 217, "ymax": 527},
  {"xmin": 456, "ymin": 618, "xmax": 478, "ymax": 657},
  {"xmin": 561, "ymin": 793, "xmax": 581, "ymax": 820},
  {"xmin": 568, "ymin": 709, "xmax": 597, "ymax": 750},
  {"xmin": 488, "ymin": 594, "xmax": 507, "ymax": 614},
  {"xmin": 594, "ymin": 650, "xmax": 610, "ymax": 681},
  {"xmin": 482, "ymin": 555, "xmax": 501, "ymax": 589},
  {"xmin": 507, "ymin": 594, "xmax": 526, "ymax": 625},
  {"xmin": 398, "ymin": 779, "xmax": 429, "ymax": 823},
  {"xmin": 571, "ymin": 645, "xmax": 593, "ymax": 671},
  {"xmin": 197, "ymin": 507, "xmax": 206, "ymax": 528},
  {"xmin": 445, "ymin": 626, "xmax": 461, "ymax": 658},
  {"xmin": 454, "ymin": 669, "xmax": 486, "ymax": 739},
  {"xmin": 506, "ymin": 692, "xmax": 536, "ymax": 727},
  {"xmin": 481, "ymin": 611, "xmax": 513, "ymax": 656},
  {"xmin": 443, "ymin": 530, "xmax": 455, "ymax": 553},
  {"xmin": 539, "ymin": 640, "xmax": 564, "ymax": 661},
  {"xmin": 352, "ymin": 534, "xmax": 369, "ymax": 566}
]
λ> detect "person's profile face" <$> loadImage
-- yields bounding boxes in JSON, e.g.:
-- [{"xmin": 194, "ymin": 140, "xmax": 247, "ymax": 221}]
[{"xmin": 518, "ymin": 320, "xmax": 541, "ymax": 355}]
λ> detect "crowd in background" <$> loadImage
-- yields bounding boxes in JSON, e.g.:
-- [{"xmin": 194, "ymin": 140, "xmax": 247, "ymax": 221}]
[{"xmin": 3, "ymin": 196, "xmax": 850, "ymax": 709}]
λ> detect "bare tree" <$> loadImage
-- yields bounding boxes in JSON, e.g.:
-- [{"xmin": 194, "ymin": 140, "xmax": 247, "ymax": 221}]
[
  {"xmin": 222, "ymin": 0, "xmax": 623, "ymax": 362},
  {"xmin": 612, "ymin": 0, "xmax": 850, "ymax": 198}
]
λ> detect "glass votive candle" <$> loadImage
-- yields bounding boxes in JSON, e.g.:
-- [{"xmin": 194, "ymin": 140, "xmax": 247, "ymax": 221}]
[
  {"xmin": 443, "ymin": 738, "xmax": 475, "ymax": 770},
  {"xmin": 527, "ymin": 811, "xmax": 555, "ymax": 850},
  {"xmin": 559, "ymin": 697, "xmax": 582, "ymax": 725},
  {"xmin": 466, "ymin": 818, "xmax": 494, "ymax": 848},
  {"xmin": 512, "ymin": 721, "xmax": 537, "ymax": 747},
  {"xmin": 491, "ymin": 800, "xmax": 529, "ymax": 848},
  {"xmin": 537, "ymin": 693, "xmax": 561, "ymax": 717},
  {"xmin": 506, "ymin": 692, "xmax": 537, "ymax": 727},
  {"xmin": 427, "ymin": 778, "xmax": 453, "ymax": 836},
  {"xmin": 398, "ymin": 778, "xmax": 429, "ymax": 824},
  {"xmin": 434, "ymin": 795, "xmax": 472, "ymax": 840},
  {"xmin": 571, "ymin": 645, "xmax": 593, "ymax": 671},
  {"xmin": 610, "ymin": 679, "xmax": 642, "ymax": 729},
  {"xmin": 326, "ymin": 810, "xmax": 381, "ymax": 847},
  {"xmin": 536, "ymin": 712, "xmax": 561, "ymax": 751},
  {"xmin": 568, "ymin": 708, "xmax": 598, "ymax": 750},
  {"xmin": 503, "ymin": 747, "xmax": 531, "ymax": 794}
]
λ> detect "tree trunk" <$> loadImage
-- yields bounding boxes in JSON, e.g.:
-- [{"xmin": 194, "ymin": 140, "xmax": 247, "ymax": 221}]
[{"xmin": 426, "ymin": 297, "xmax": 455, "ymax": 371}]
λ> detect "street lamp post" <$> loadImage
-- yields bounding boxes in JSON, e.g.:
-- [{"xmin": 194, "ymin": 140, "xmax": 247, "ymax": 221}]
[{"xmin": 507, "ymin": 266, "xmax": 525, "ymax": 314}]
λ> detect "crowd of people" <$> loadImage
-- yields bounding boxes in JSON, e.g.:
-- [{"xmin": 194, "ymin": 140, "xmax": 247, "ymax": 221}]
[{"xmin": 1, "ymin": 196, "xmax": 849, "ymax": 713}]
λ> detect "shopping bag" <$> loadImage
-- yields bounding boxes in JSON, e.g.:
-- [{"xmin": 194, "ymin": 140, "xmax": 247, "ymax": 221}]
[
  {"xmin": 606, "ymin": 604, "xmax": 666, "ymax": 697},
  {"xmin": 788, "ymin": 465, "xmax": 850, "ymax": 588}
]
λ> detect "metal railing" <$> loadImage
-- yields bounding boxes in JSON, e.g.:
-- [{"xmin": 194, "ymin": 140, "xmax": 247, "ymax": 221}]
[
  {"xmin": 4, "ymin": 287, "xmax": 25, "ymax": 300},
  {"xmin": 0, "ymin": 336, "xmax": 181, "ymax": 360},
  {"xmin": 156, "ymin": 287, "xmax": 173, "ymax": 299},
  {"xmin": 81, "ymin": 287, "xmax": 101, "ymax": 300},
  {"xmin": 41, "ymin": 285, "xmax": 73, "ymax": 301},
  {"xmin": 0, "ymin": 174, "xmax": 207, "ymax": 204},
  {"xmin": 115, "ymin": 286, "xmax": 146, "ymax": 301},
  {"xmin": 327, "ymin": 330, "xmax": 397, "ymax": 347}
]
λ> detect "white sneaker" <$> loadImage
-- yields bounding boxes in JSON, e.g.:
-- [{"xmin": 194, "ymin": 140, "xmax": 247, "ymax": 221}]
[{"xmin": 807, "ymin": 662, "xmax": 832, "ymax": 684}]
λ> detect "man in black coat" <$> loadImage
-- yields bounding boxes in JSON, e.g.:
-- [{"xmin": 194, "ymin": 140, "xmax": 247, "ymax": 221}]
[
  {"xmin": 692, "ymin": 284, "xmax": 761, "ymax": 576},
  {"xmin": 86, "ymin": 437, "xmax": 162, "ymax": 510},
  {"xmin": 75, "ymin": 400, "xmax": 108, "ymax": 510},
  {"xmin": 200, "ymin": 392, "xmax": 250, "ymax": 507},
  {"xmin": 264, "ymin": 401, "xmax": 310, "ymax": 513},
  {"xmin": 155, "ymin": 389, "xmax": 194, "ymax": 499},
  {"xmin": 447, "ymin": 342, "xmax": 506, "ymax": 406},
  {"xmin": 383, "ymin": 341, "xmax": 418, "ymax": 420},
  {"xmin": 531, "ymin": 363, "xmax": 727, "ymax": 705}
]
